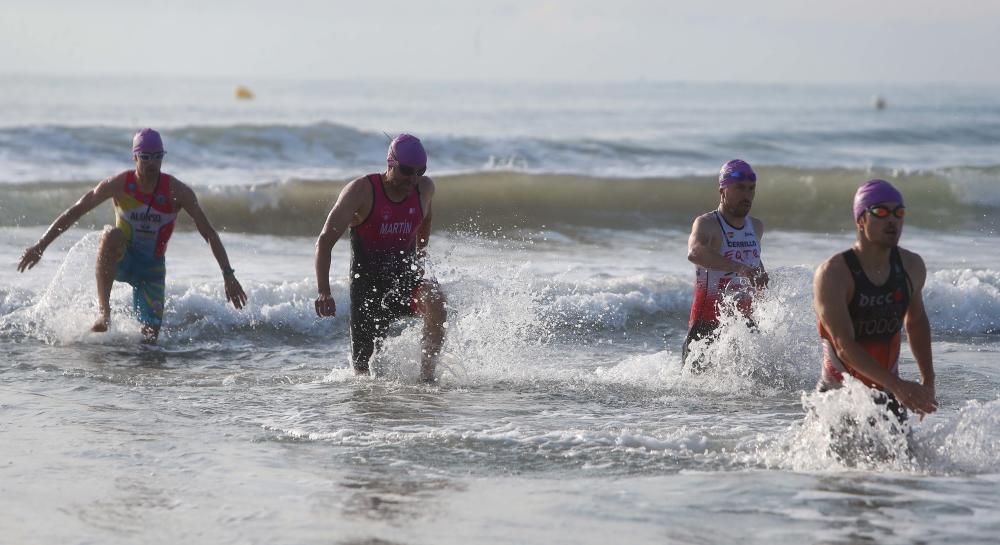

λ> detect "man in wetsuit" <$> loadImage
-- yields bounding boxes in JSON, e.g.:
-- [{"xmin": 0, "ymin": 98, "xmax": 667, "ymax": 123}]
[
  {"xmin": 17, "ymin": 128, "xmax": 247, "ymax": 342},
  {"xmin": 683, "ymin": 159, "xmax": 768, "ymax": 369},
  {"xmin": 314, "ymin": 134, "xmax": 446, "ymax": 382},
  {"xmin": 813, "ymin": 179, "xmax": 937, "ymax": 420}
]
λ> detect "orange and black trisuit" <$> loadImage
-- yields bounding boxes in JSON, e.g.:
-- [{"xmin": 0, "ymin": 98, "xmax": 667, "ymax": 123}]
[{"xmin": 818, "ymin": 247, "xmax": 912, "ymax": 418}]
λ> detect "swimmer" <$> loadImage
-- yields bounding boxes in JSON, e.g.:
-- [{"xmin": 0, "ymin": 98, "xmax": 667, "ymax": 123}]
[
  {"xmin": 17, "ymin": 128, "xmax": 247, "ymax": 342},
  {"xmin": 682, "ymin": 159, "xmax": 768, "ymax": 370},
  {"xmin": 813, "ymin": 179, "xmax": 937, "ymax": 421},
  {"xmin": 314, "ymin": 134, "xmax": 446, "ymax": 382}
]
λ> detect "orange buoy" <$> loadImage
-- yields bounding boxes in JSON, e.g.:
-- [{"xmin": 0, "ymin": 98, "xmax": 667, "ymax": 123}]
[{"xmin": 235, "ymin": 86, "xmax": 254, "ymax": 100}]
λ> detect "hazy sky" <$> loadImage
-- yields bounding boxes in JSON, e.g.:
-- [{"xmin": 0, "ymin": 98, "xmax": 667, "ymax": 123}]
[{"xmin": 3, "ymin": 0, "xmax": 999, "ymax": 83}]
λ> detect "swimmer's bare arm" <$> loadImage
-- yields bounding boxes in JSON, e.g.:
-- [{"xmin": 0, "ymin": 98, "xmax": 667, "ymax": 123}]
[
  {"xmin": 813, "ymin": 256, "xmax": 937, "ymax": 416},
  {"xmin": 751, "ymin": 217, "xmax": 769, "ymax": 288},
  {"xmin": 415, "ymin": 177, "xmax": 436, "ymax": 258},
  {"xmin": 901, "ymin": 249, "xmax": 936, "ymax": 406},
  {"xmin": 314, "ymin": 177, "xmax": 370, "ymax": 317},
  {"xmin": 17, "ymin": 174, "xmax": 123, "ymax": 272},
  {"xmin": 686, "ymin": 213, "xmax": 763, "ymax": 281},
  {"xmin": 174, "ymin": 180, "xmax": 247, "ymax": 310}
]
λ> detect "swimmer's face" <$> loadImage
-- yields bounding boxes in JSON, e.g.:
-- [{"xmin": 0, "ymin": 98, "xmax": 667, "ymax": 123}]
[
  {"xmin": 721, "ymin": 181, "xmax": 756, "ymax": 217},
  {"xmin": 134, "ymin": 151, "xmax": 164, "ymax": 179},
  {"xmin": 385, "ymin": 164, "xmax": 424, "ymax": 192},
  {"xmin": 858, "ymin": 200, "xmax": 904, "ymax": 247}
]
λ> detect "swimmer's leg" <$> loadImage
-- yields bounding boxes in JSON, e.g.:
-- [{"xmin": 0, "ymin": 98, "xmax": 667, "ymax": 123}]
[
  {"xmin": 93, "ymin": 227, "xmax": 126, "ymax": 332},
  {"xmin": 133, "ymin": 263, "xmax": 165, "ymax": 344},
  {"xmin": 681, "ymin": 320, "xmax": 717, "ymax": 373},
  {"xmin": 349, "ymin": 281, "xmax": 390, "ymax": 375},
  {"xmin": 414, "ymin": 280, "xmax": 447, "ymax": 383}
]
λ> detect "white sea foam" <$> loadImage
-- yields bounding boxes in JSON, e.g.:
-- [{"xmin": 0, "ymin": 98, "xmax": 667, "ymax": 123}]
[
  {"xmin": 750, "ymin": 379, "xmax": 1000, "ymax": 475},
  {"xmin": 918, "ymin": 398, "xmax": 1000, "ymax": 473},
  {"xmin": 925, "ymin": 269, "xmax": 1000, "ymax": 333}
]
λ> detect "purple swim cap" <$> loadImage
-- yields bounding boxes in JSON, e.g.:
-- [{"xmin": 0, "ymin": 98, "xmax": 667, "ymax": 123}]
[
  {"xmin": 132, "ymin": 128, "xmax": 164, "ymax": 153},
  {"xmin": 719, "ymin": 159, "xmax": 756, "ymax": 188},
  {"xmin": 387, "ymin": 134, "xmax": 427, "ymax": 168},
  {"xmin": 853, "ymin": 179, "xmax": 903, "ymax": 220}
]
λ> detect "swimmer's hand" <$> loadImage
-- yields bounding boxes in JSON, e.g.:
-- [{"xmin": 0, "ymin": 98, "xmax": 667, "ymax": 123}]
[
  {"xmin": 17, "ymin": 243, "xmax": 44, "ymax": 272},
  {"xmin": 735, "ymin": 264, "xmax": 769, "ymax": 289},
  {"xmin": 315, "ymin": 293, "xmax": 336, "ymax": 317},
  {"xmin": 888, "ymin": 378, "xmax": 938, "ymax": 419},
  {"xmin": 224, "ymin": 273, "xmax": 248, "ymax": 309}
]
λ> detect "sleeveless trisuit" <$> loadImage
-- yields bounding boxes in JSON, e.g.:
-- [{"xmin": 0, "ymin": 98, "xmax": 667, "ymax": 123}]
[{"xmin": 349, "ymin": 174, "xmax": 426, "ymax": 371}]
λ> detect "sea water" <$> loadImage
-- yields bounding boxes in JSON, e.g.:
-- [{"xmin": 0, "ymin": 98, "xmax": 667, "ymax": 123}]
[{"xmin": 1, "ymin": 75, "xmax": 999, "ymax": 544}]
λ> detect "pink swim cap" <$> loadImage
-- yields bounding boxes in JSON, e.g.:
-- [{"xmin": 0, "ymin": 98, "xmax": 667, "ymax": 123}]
[
  {"xmin": 719, "ymin": 159, "xmax": 756, "ymax": 188},
  {"xmin": 387, "ymin": 134, "xmax": 427, "ymax": 168},
  {"xmin": 853, "ymin": 179, "xmax": 903, "ymax": 220},
  {"xmin": 132, "ymin": 128, "xmax": 164, "ymax": 153}
]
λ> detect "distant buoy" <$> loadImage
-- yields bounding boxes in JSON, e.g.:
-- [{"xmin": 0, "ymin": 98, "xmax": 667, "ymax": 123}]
[
  {"xmin": 235, "ymin": 86, "xmax": 254, "ymax": 100},
  {"xmin": 873, "ymin": 95, "xmax": 887, "ymax": 110}
]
